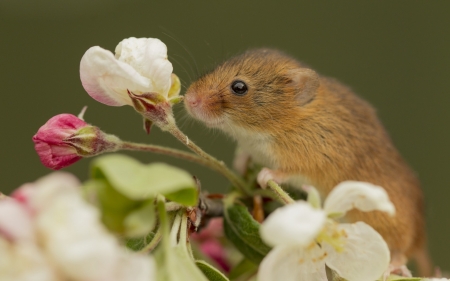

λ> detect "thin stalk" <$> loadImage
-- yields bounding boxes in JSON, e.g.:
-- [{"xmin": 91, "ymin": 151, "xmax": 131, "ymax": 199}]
[
  {"xmin": 170, "ymin": 214, "xmax": 182, "ymax": 247},
  {"xmin": 267, "ymin": 180, "xmax": 295, "ymax": 205},
  {"xmin": 139, "ymin": 228, "xmax": 162, "ymax": 254},
  {"xmin": 121, "ymin": 141, "xmax": 210, "ymax": 166},
  {"xmin": 165, "ymin": 123, "xmax": 251, "ymax": 195},
  {"xmin": 157, "ymin": 195, "xmax": 170, "ymax": 252},
  {"xmin": 121, "ymin": 141, "xmax": 250, "ymax": 195}
]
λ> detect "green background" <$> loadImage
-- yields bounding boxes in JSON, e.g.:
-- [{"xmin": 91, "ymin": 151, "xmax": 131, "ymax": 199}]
[{"xmin": 1, "ymin": 0, "xmax": 449, "ymax": 272}]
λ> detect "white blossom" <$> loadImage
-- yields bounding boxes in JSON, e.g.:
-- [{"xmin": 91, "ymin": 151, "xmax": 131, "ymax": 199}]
[
  {"xmin": 80, "ymin": 37, "xmax": 178, "ymax": 107},
  {"xmin": 258, "ymin": 181, "xmax": 394, "ymax": 281},
  {"xmin": 0, "ymin": 172, "xmax": 155, "ymax": 281}
]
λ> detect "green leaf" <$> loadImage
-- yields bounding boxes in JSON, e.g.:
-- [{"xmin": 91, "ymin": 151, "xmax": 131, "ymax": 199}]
[
  {"xmin": 165, "ymin": 188, "xmax": 198, "ymax": 206},
  {"xmin": 123, "ymin": 202, "xmax": 156, "ymax": 238},
  {"xmin": 91, "ymin": 154, "xmax": 198, "ymax": 205},
  {"xmin": 196, "ymin": 260, "xmax": 230, "ymax": 281},
  {"xmin": 82, "ymin": 179, "xmax": 141, "ymax": 233},
  {"xmin": 154, "ymin": 245, "xmax": 209, "ymax": 281},
  {"xmin": 223, "ymin": 200, "xmax": 271, "ymax": 264},
  {"xmin": 228, "ymin": 259, "xmax": 257, "ymax": 280},
  {"xmin": 126, "ymin": 232, "xmax": 156, "ymax": 251}
]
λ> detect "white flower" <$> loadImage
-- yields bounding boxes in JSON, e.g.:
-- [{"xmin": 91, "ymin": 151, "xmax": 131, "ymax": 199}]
[
  {"xmin": 258, "ymin": 181, "xmax": 395, "ymax": 281},
  {"xmin": 0, "ymin": 172, "xmax": 155, "ymax": 281},
  {"xmin": 80, "ymin": 37, "xmax": 180, "ymax": 107}
]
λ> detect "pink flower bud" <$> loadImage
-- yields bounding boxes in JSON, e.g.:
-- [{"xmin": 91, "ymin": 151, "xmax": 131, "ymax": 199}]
[{"xmin": 33, "ymin": 114, "xmax": 121, "ymax": 170}]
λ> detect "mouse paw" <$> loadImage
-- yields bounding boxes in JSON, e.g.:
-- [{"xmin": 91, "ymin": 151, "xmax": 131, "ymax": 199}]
[
  {"xmin": 233, "ymin": 150, "xmax": 250, "ymax": 175},
  {"xmin": 382, "ymin": 264, "xmax": 412, "ymax": 281},
  {"xmin": 257, "ymin": 168, "xmax": 275, "ymax": 189}
]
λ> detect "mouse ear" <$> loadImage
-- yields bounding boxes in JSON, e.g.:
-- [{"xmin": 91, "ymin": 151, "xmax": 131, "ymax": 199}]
[{"xmin": 288, "ymin": 68, "xmax": 319, "ymax": 106}]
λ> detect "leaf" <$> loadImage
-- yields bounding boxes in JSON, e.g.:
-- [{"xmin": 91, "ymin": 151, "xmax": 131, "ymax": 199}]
[
  {"xmin": 91, "ymin": 154, "xmax": 198, "ymax": 205},
  {"xmin": 196, "ymin": 260, "xmax": 230, "ymax": 281},
  {"xmin": 123, "ymin": 202, "xmax": 156, "ymax": 238},
  {"xmin": 126, "ymin": 232, "xmax": 156, "ymax": 251},
  {"xmin": 223, "ymin": 201, "xmax": 271, "ymax": 264},
  {"xmin": 228, "ymin": 258, "xmax": 257, "ymax": 280},
  {"xmin": 154, "ymin": 243, "xmax": 209, "ymax": 281},
  {"xmin": 82, "ymin": 179, "xmax": 141, "ymax": 233}
]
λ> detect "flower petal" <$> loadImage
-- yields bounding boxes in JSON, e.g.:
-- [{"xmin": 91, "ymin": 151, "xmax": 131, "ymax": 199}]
[
  {"xmin": 115, "ymin": 37, "xmax": 173, "ymax": 96},
  {"xmin": 80, "ymin": 46, "xmax": 151, "ymax": 106},
  {"xmin": 323, "ymin": 222, "xmax": 390, "ymax": 281},
  {"xmin": 323, "ymin": 181, "xmax": 395, "ymax": 216},
  {"xmin": 0, "ymin": 200, "xmax": 34, "ymax": 241},
  {"xmin": 257, "ymin": 244, "xmax": 327, "ymax": 281},
  {"xmin": 260, "ymin": 201, "xmax": 326, "ymax": 247},
  {"xmin": 0, "ymin": 239, "xmax": 58, "ymax": 281}
]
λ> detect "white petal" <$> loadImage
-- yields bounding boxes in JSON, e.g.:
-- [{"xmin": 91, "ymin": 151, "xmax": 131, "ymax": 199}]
[
  {"xmin": 115, "ymin": 37, "xmax": 173, "ymax": 96},
  {"xmin": 80, "ymin": 46, "xmax": 151, "ymax": 106},
  {"xmin": 113, "ymin": 251, "xmax": 156, "ymax": 281},
  {"xmin": 0, "ymin": 239, "xmax": 58, "ymax": 281},
  {"xmin": 0, "ymin": 199, "xmax": 34, "ymax": 241},
  {"xmin": 36, "ymin": 189, "xmax": 120, "ymax": 280},
  {"xmin": 323, "ymin": 181, "xmax": 395, "ymax": 216},
  {"xmin": 257, "ymin": 244, "xmax": 327, "ymax": 281},
  {"xmin": 28, "ymin": 172, "xmax": 80, "ymax": 211},
  {"xmin": 260, "ymin": 201, "xmax": 326, "ymax": 247},
  {"xmin": 323, "ymin": 222, "xmax": 390, "ymax": 281}
]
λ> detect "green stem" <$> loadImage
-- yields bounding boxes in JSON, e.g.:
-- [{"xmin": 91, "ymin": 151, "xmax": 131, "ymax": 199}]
[
  {"xmin": 164, "ymin": 123, "xmax": 251, "ymax": 195},
  {"xmin": 121, "ymin": 141, "xmax": 209, "ymax": 166},
  {"xmin": 170, "ymin": 213, "xmax": 182, "ymax": 247},
  {"xmin": 157, "ymin": 195, "xmax": 170, "ymax": 252},
  {"xmin": 139, "ymin": 228, "xmax": 162, "ymax": 254},
  {"xmin": 267, "ymin": 180, "xmax": 295, "ymax": 205}
]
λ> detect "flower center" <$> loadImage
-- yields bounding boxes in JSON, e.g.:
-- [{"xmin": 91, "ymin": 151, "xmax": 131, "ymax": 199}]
[{"xmin": 315, "ymin": 220, "xmax": 347, "ymax": 252}]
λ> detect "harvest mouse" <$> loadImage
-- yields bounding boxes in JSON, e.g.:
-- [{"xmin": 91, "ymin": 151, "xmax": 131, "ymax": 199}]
[{"xmin": 184, "ymin": 49, "xmax": 432, "ymax": 276}]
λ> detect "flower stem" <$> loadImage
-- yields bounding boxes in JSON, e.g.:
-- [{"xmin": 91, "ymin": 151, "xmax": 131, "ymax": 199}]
[
  {"xmin": 157, "ymin": 195, "xmax": 170, "ymax": 252},
  {"xmin": 267, "ymin": 180, "xmax": 295, "ymax": 205},
  {"xmin": 120, "ymin": 141, "xmax": 210, "ymax": 167},
  {"xmin": 164, "ymin": 123, "xmax": 251, "ymax": 195},
  {"xmin": 139, "ymin": 228, "xmax": 162, "ymax": 254},
  {"xmin": 120, "ymin": 141, "xmax": 250, "ymax": 194}
]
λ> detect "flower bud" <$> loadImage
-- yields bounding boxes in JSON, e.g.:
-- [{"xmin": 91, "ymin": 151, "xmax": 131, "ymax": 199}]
[{"xmin": 33, "ymin": 114, "xmax": 121, "ymax": 170}]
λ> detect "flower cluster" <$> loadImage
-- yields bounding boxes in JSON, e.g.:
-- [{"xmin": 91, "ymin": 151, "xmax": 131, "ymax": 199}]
[
  {"xmin": 0, "ymin": 172, "xmax": 155, "ymax": 281},
  {"xmin": 258, "ymin": 181, "xmax": 395, "ymax": 281},
  {"xmin": 26, "ymin": 36, "xmax": 445, "ymax": 281}
]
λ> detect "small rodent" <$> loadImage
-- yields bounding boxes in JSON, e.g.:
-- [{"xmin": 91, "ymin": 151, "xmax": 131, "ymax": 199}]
[{"xmin": 184, "ymin": 49, "xmax": 432, "ymax": 276}]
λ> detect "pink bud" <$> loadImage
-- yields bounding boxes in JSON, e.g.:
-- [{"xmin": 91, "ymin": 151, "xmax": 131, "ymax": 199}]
[
  {"xmin": 33, "ymin": 114, "xmax": 87, "ymax": 170},
  {"xmin": 33, "ymin": 114, "xmax": 121, "ymax": 170}
]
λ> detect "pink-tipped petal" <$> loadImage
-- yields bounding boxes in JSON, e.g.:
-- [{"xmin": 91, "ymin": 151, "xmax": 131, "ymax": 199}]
[
  {"xmin": 33, "ymin": 141, "xmax": 81, "ymax": 170},
  {"xmin": 80, "ymin": 46, "xmax": 151, "ymax": 106}
]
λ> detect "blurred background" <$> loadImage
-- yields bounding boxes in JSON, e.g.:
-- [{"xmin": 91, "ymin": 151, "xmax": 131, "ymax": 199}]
[{"xmin": 1, "ymin": 0, "xmax": 448, "ymax": 271}]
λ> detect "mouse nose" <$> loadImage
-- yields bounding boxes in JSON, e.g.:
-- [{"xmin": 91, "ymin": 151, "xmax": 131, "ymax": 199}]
[{"xmin": 185, "ymin": 93, "xmax": 202, "ymax": 108}]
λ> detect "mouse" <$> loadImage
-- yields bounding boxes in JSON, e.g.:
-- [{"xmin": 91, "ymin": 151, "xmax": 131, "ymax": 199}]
[{"xmin": 183, "ymin": 48, "xmax": 433, "ymax": 277}]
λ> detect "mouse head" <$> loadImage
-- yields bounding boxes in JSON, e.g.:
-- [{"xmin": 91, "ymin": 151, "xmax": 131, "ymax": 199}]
[{"xmin": 184, "ymin": 49, "xmax": 319, "ymax": 133}]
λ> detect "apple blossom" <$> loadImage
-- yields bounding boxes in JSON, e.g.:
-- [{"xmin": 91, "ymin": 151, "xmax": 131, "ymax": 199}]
[
  {"xmin": 0, "ymin": 172, "xmax": 156, "ymax": 281},
  {"xmin": 33, "ymin": 113, "xmax": 121, "ymax": 170},
  {"xmin": 80, "ymin": 37, "xmax": 181, "ymax": 128},
  {"xmin": 258, "ymin": 181, "xmax": 395, "ymax": 281}
]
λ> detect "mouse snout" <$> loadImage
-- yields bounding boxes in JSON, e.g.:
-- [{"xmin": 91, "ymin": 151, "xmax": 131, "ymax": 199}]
[{"xmin": 185, "ymin": 93, "xmax": 202, "ymax": 108}]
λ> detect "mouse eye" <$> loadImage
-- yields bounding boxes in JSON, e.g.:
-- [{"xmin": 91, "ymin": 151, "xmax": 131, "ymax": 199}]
[{"xmin": 230, "ymin": 80, "xmax": 248, "ymax": 96}]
